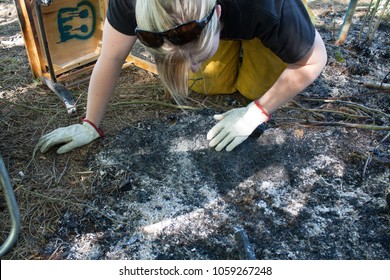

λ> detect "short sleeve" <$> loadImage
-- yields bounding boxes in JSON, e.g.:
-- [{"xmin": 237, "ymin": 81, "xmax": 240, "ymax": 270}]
[
  {"xmin": 260, "ymin": 0, "xmax": 316, "ymax": 64},
  {"xmin": 106, "ymin": 0, "xmax": 137, "ymax": 36}
]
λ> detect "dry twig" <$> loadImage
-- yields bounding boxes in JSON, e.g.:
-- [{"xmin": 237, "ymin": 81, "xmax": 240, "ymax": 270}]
[
  {"xmin": 278, "ymin": 120, "xmax": 390, "ymax": 131},
  {"xmin": 364, "ymin": 81, "xmax": 390, "ymax": 91},
  {"xmin": 109, "ymin": 100, "xmax": 200, "ymax": 110}
]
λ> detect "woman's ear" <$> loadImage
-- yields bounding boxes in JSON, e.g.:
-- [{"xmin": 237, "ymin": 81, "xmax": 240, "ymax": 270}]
[{"xmin": 216, "ymin": 4, "xmax": 221, "ymax": 18}]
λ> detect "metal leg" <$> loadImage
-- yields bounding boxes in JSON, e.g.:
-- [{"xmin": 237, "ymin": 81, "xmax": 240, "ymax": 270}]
[
  {"xmin": 35, "ymin": 0, "xmax": 77, "ymax": 115},
  {"xmin": 41, "ymin": 77, "xmax": 77, "ymax": 115},
  {"xmin": 0, "ymin": 155, "xmax": 21, "ymax": 257}
]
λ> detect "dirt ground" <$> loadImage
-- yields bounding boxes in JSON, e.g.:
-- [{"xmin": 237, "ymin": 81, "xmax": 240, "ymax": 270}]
[{"xmin": 0, "ymin": 0, "xmax": 389, "ymax": 260}]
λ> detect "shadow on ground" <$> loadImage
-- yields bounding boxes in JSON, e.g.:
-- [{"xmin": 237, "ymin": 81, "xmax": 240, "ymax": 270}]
[{"xmin": 42, "ymin": 110, "xmax": 390, "ymax": 260}]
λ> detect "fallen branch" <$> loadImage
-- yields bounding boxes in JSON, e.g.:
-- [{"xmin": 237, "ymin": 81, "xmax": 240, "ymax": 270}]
[
  {"xmin": 364, "ymin": 81, "xmax": 390, "ymax": 91},
  {"xmin": 279, "ymin": 120, "xmax": 390, "ymax": 131},
  {"xmin": 289, "ymin": 101, "xmax": 325, "ymax": 119},
  {"xmin": 300, "ymin": 98, "xmax": 390, "ymax": 118},
  {"xmin": 110, "ymin": 100, "xmax": 200, "ymax": 110},
  {"xmin": 283, "ymin": 106, "xmax": 370, "ymax": 120}
]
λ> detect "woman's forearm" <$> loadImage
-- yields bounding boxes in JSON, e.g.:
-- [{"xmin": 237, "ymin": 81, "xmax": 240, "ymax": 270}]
[
  {"xmin": 85, "ymin": 56, "xmax": 125, "ymax": 127},
  {"xmin": 258, "ymin": 30, "xmax": 327, "ymax": 114},
  {"xmin": 85, "ymin": 20, "xmax": 137, "ymax": 127}
]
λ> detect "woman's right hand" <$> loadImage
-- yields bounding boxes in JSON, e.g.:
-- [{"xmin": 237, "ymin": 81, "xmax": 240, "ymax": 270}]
[
  {"xmin": 37, "ymin": 21, "xmax": 136, "ymax": 155},
  {"xmin": 38, "ymin": 121, "xmax": 103, "ymax": 154}
]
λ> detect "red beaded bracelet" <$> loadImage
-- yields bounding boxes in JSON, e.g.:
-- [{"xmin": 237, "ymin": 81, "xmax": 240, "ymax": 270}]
[
  {"xmin": 254, "ymin": 100, "xmax": 271, "ymax": 121},
  {"xmin": 82, "ymin": 117, "xmax": 105, "ymax": 138}
]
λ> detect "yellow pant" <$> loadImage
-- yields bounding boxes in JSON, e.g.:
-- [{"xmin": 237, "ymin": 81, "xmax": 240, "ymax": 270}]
[{"xmin": 189, "ymin": 0, "xmax": 315, "ymax": 100}]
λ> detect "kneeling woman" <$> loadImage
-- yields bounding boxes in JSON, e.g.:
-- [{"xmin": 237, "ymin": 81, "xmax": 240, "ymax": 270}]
[{"xmin": 38, "ymin": 0, "xmax": 327, "ymax": 154}]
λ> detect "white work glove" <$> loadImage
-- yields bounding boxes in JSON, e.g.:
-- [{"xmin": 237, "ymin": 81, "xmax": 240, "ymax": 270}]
[
  {"xmin": 207, "ymin": 101, "xmax": 270, "ymax": 152},
  {"xmin": 38, "ymin": 119, "xmax": 104, "ymax": 154}
]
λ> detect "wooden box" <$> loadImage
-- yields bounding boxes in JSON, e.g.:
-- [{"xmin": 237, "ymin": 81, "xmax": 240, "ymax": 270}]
[
  {"xmin": 14, "ymin": 0, "xmax": 156, "ymax": 113},
  {"xmin": 15, "ymin": 0, "xmax": 107, "ymax": 80}
]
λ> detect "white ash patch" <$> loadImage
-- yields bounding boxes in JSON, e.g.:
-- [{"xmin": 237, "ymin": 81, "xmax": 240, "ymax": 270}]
[{"xmin": 44, "ymin": 111, "xmax": 389, "ymax": 260}]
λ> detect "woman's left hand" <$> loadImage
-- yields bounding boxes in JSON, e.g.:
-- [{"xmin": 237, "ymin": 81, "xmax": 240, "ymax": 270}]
[{"xmin": 207, "ymin": 101, "xmax": 270, "ymax": 152}]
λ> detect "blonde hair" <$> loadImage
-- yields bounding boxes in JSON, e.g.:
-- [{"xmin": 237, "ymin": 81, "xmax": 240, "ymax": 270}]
[{"xmin": 135, "ymin": 0, "xmax": 220, "ymax": 104}]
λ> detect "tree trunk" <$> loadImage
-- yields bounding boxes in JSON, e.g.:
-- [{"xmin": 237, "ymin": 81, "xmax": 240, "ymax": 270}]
[{"xmin": 336, "ymin": 0, "xmax": 359, "ymax": 45}]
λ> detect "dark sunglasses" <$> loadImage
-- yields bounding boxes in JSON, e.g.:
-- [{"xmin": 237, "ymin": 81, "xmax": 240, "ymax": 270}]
[{"xmin": 135, "ymin": 5, "xmax": 216, "ymax": 48}]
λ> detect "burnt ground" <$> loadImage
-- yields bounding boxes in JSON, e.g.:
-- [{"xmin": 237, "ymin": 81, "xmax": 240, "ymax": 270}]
[{"xmin": 0, "ymin": 0, "xmax": 389, "ymax": 260}]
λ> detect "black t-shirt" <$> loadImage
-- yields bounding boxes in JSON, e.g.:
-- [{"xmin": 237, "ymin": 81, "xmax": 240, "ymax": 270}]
[{"xmin": 106, "ymin": 0, "xmax": 315, "ymax": 64}]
